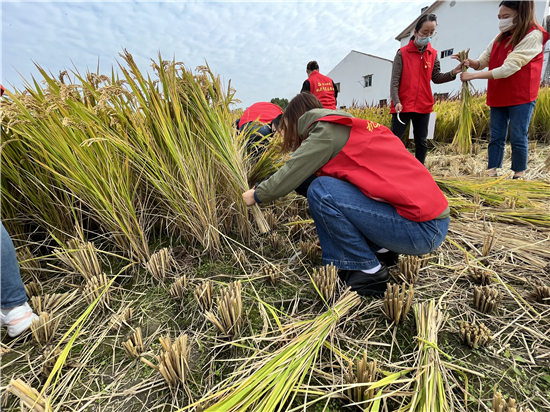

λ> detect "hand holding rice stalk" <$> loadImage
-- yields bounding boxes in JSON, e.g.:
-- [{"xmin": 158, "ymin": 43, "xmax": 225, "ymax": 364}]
[{"xmin": 452, "ymin": 49, "xmax": 474, "ymax": 154}]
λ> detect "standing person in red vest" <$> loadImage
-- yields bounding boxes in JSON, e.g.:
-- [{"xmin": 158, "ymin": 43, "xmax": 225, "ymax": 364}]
[
  {"xmin": 390, "ymin": 14, "xmax": 463, "ymax": 164},
  {"xmin": 242, "ymin": 93, "xmax": 450, "ymax": 296},
  {"xmin": 455, "ymin": 1, "xmax": 549, "ymax": 179},
  {"xmin": 301, "ymin": 61, "xmax": 338, "ymax": 110}
]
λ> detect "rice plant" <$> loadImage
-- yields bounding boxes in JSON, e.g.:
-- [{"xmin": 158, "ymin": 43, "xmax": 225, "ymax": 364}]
[
  {"xmin": 343, "ymin": 351, "xmax": 378, "ymax": 404},
  {"xmin": 54, "ymin": 239, "xmax": 103, "ymax": 281},
  {"xmin": 146, "ymin": 247, "xmax": 174, "ymax": 282},
  {"xmin": 312, "ymin": 263, "xmax": 338, "ymax": 304},
  {"xmin": 262, "ymin": 263, "xmax": 281, "ymax": 285},
  {"xmin": 458, "ymin": 321, "xmax": 492, "ymax": 348},
  {"xmin": 169, "ymin": 276, "xmax": 188, "ymax": 299},
  {"xmin": 194, "ymin": 280, "xmax": 213, "ymax": 311},
  {"xmin": 398, "ymin": 256, "xmax": 421, "ymax": 284},
  {"xmin": 8, "ymin": 379, "xmax": 51, "ymax": 412},
  {"xmin": 109, "ymin": 307, "xmax": 133, "ymax": 330},
  {"xmin": 122, "ymin": 327, "xmax": 144, "ymax": 359},
  {"xmin": 83, "ymin": 273, "xmax": 111, "ymax": 310},
  {"xmin": 31, "ymin": 312, "xmax": 62, "ymax": 348},
  {"xmin": 473, "ymin": 285, "xmax": 503, "ymax": 314},
  {"xmin": 30, "ymin": 292, "xmax": 74, "ymax": 315},
  {"xmin": 204, "ymin": 281, "xmax": 243, "ymax": 338},
  {"xmin": 141, "ymin": 334, "xmax": 190, "ymax": 388}
]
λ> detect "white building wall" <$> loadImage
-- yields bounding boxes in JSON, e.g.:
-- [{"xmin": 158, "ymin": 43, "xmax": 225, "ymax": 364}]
[
  {"xmin": 327, "ymin": 51, "xmax": 393, "ymax": 107},
  {"xmin": 399, "ymin": 0, "xmax": 549, "ymax": 96}
]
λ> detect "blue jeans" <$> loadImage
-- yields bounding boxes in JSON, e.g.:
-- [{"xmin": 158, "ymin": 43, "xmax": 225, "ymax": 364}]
[
  {"xmin": 1, "ymin": 222, "xmax": 28, "ymax": 309},
  {"xmin": 488, "ymin": 101, "xmax": 536, "ymax": 172},
  {"xmin": 307, "ymin": 177, "xmax": 450, "ymax": 270}
]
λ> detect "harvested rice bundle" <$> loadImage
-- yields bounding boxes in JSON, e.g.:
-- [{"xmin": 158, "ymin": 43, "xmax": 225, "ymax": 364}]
[{"xmin": 452, "ymin": 49, "xmax": 474, "ymax": 154}]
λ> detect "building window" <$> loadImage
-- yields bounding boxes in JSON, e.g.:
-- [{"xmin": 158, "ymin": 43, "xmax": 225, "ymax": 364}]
[
  {"xmin": 379, "ymin": 99, "xmax": 387, "ymax": 107},
  {"xmin": 335, "ymin": 82, "xmax": 341, "ymax": 93},
  {"xmin": 441, "ymin": 49, "xmax": 454, "ymax": 59},
  {"xmin": 363, "ymin": 75, "xmax": 373, "ymax": 88}
]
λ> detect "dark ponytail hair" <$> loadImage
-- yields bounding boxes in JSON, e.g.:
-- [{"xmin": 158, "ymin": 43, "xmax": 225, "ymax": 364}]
[
  {"xmin": 410, "ymin": 13, "xmax": 437, "ymax": 40},
  {"xmin": 280, "ymin": 92, "xmax": 323, "ymax": 153},
  {"xmin": 497, "ymin": 1, "xmax": 539, "ymax": 47}
]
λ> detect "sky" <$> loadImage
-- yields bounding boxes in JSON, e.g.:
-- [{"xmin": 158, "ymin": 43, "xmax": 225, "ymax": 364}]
[{"xmin": 1, "ymin": 0, "xmax": 433, "ymax": 108}]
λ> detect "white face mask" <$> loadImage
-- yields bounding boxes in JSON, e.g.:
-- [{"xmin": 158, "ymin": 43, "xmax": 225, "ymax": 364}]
[{"xmin": 499, "ymin": 15, "xmax": 517, "ymax": 32}]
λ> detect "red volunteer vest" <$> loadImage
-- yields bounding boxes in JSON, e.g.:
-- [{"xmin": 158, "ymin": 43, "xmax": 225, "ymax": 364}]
[
  {"xmin": 308, "ymin": 71, "xmax": 337, "ymax": 110},
  {"xmin": 309, "ymin": 115, "xmax": 448, "ymax": 222},
  {"xmin": 238, "ymin": 102, "xmax": 283, "ymax": 129},
  {"xmin": 391, "ymin": 41, "xmax": 437, "ymax": 114},
  {"xmin": 487, "ymin": 25, "xmax": 549, "ymax": 107}
]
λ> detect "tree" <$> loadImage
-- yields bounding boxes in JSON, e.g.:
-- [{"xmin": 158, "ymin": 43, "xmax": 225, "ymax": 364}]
[{"xmin": 270, "ymin": 98, "xmax": 289, "ymax": 110}]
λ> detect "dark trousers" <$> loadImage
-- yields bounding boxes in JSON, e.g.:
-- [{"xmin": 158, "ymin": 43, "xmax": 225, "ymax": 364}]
[{"xmin": 390, "ymin": 112, "xmax": 430, "ymax": 164}]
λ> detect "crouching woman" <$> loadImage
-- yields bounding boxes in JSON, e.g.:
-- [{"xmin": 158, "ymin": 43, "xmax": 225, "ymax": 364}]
[{"xmin": 242, "ymin": 93, "xmax": 450, "ymax": 297}]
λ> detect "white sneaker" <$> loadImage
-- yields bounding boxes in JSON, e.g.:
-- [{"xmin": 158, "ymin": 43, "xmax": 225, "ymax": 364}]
[{"xmin": 1, "ymin": 302, "xmax": 39, "ymax": 337}]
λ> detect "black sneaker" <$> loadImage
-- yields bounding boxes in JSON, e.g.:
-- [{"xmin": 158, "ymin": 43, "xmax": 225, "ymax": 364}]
[
  {"xmin": 338, "ymin": 264, "xmax": 390, "ymax": 297},
  {"xmin": 375, "ymin": 251, "xmax": 399, "ymax": 267}
]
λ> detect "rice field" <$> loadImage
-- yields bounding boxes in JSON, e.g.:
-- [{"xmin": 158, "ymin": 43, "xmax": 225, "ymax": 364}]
[{"xmin": 1, "ymin": 55, "xmax": 550, "ymax": 412}]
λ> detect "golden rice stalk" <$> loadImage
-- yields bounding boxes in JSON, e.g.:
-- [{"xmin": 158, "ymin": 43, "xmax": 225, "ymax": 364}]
[
  {"xmin": 31, "ymin": 312, "xmax": 61, "ymax": 348},
  {"xmin": 343, "ymin": 351, "xmax": 378, "ymax": 403},
  {"xmin": 533, "ymin": 282, "xmax": 550, "ymax": 304},
  {"xmin": 458, "ymin": 321, "xmax": 492, "ymax": 349},
  {"xmin": 452, "ymin": 48, "xmax": 474, "ymax": 154},
  {"xmin": 146, "ymin": 247, "xmax": 174, "ymax": 282},
  {"xmin": 8, "ymin": 379, "xmax": 51, "ymax": 412},
  {"xmin": 122, "ymin": 327, "xmax": 144, "ymax": 359},
  {"xmin": 264, "ymin": 210, "xmax": 277, "ymax": 231},
  {"xmin": 262, "ymin": 263, "xmax": 281, "ymax": 285},
  {"xmin": 194, "ymin": 280, "xmax": 213, "ymax": 311},
  {"xmin": 231, "ymin": 248, "xmax": 247, "ymax": 267},
  {"xmin": 24, "ymin": 282, "xmax": 42, "ymax": 298},
  {"xmin": 268, "ymin": 233, "xmax": 282, "ymax": 252},
  {"xmin": 141, "ymin": 334, "xmax": 190, "ymax": 388},
  {"xmin": 300, "ymin": 240, "xmax": 319, "ymax": 260},
  {"xmin": 312, "ymin": 263, "xmax": 338, "ymax": 303},
  {"xmin": 398, "ymin": 255, "xmax": 420, "ymax": 284},
  {"xmin": 382, "ymin": 283, "xmax": 414, "ymax": 326},
  {"xmin": 169, "ymin": 276, "xmax": 188, "ymax": 299},
  {"xmin": 83, "ymin": 273, "xmax": 111, "ymax": 310},
  {"xmin": 31, "ymin": 292, "xmax": 73, "ymax": 315},
  {"xmin": 109, "ymin": 307, "xmax": 133, "ymax": 330},
  {"xmin": 41, "ymin": 345, "xmax": 61, "ymax": 379},
  {"xmin": 204, "ymin": 281, "xmax": 243, "ymax": 338},
  {"xmin": 473, "ymin": 285, "xmax": 503, "ymax": 314},
  {"xmin": 54, "ymin": 239, "xmax": 102, "ymax": 281},
  {"xmin": 499, "ymin": 196, "xmax": 518, "ymax": 209}
]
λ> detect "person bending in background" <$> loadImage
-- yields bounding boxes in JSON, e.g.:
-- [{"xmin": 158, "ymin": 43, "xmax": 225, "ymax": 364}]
[
  {"xmin": 455, "ymin": 1, "xmax": 549, "ymax": 179},
  {"xmin": 301, "ymin": 61, "xmax": 338, "ymax": 110},
  {"xmin": 390, "ymin": 13, "xmax": 463, "ymax": 164},
  {"xmin": 235, "ymin": 102, "xmax": 283, "ymax": 156},
  {"xmin": 1, "ymin": 222, "xmax": 39, "ymax": 337},
  {"xmin": 242, "ymin": 93, "xmax": 450, "ymax": 297}
]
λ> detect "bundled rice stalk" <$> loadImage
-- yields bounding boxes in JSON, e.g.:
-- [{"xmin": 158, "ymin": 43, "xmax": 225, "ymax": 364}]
[
  {"xmin": 8, "ymin": 379, "xmax": 51, "ymax": 412},
  {"xmin": 312, "ymin": 263, "xmax": 338, "ymax": 304},
  {"xmin": 194, "ymin": 280, "xmax": 213, "ymax": 311},
  {"xmin": 146, "ymin": 247, "xmax": 174, "ymax": 282},
  {"xmin": 83, "ymin": 273, "xmax": 111, "ymax": 310},
  {"xmin": 204, "ymin": 281, "xmax": 243, "ymax": 338},
  {"xmin": 398, "ymin": 256, "xmax": 421, "ymax": 284},
  {"xmin": 452, "ymin": 49, "xmax": 474, "ymax": 154},
  {"xmin": 473, "ymin": 285, "xmax": 503, "ymax": 314},
  {"xmin": 109, "ymin": 307, "xmax": 133, "ymax": 330},
  {"xmin": 122, "ymin": 327, "xmax": 144, "ymax": 358},
  {"xmin": 383, "ymin": 283, "xmax": 414, "ymax": 326},
  {"xmin": 169, "ymin": 276, "xmax": 188, "ymax": 299},
  {"xmin": 407, "ymin": 300, "xmax": 449, "ymax": 412},
  {"xmin": 458, "ymin": 321, "xmax": 492, "ymax": 348},
  {"xmin": 343, "ymin": 351, "xmax": 378, "ymax": 404},
  {"xmin": 54, "ymin": 239, "xmax": 102, "ymax": 281},
  {"xmin": 199, "ymin": 290, "xmax": 361, "ymax": 411},
  {"xmin": 31, "ymin": 312, "xmax": 62, "ymax": 348},
  {"xmin": 141, "ymin": 334, "xmax": 190, "ymax": 388}
]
